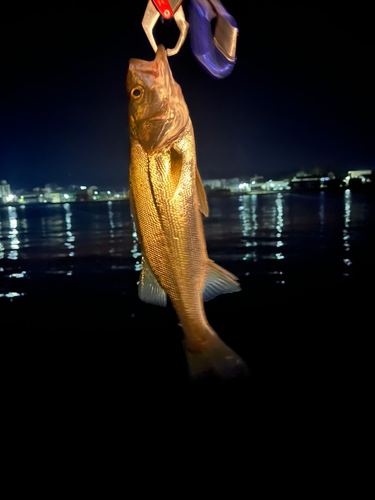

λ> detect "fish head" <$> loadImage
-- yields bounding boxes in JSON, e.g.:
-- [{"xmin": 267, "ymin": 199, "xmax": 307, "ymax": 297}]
[{"xmin": 126, "ymin": 45, "xmax": 189, "ymax": 151}]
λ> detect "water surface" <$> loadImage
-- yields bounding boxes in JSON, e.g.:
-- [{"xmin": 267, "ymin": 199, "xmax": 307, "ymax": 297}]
[
  {"xmin": 1, "ymin": 192, "xmax": 373, "ymax": 300},
  {"xmin": 1, "ymin": 192, "xmax": 373, "ymax": 395}
]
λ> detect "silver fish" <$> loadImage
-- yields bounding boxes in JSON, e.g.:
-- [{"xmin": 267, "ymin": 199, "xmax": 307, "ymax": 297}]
[{"xmin": 126, "ymin": 45, "xmax": 247, "ymax": 380}]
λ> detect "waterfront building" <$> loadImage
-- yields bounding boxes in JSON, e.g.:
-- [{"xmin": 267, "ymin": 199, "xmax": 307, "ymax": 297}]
[
  {"xmin": 248, "ymin": 175, "xmax": 265, "ymax": 191},
  {"xmin": 202, "ymin": 176, "xmax": 291, "ymax": 194},
  {"xmin": 346, "ymin": 170, "xmax": 372, "ymax": 183},
  {"xmin": 87, "ymin": 186, "xmax": 99, "ymax": 200},
  {"xmin": 348, "ymin": 169, "xmax": 372, "ymax": 179},
  {"xmin": 202, "ymin": 179, "xmax": 222, "ymax": 190},
  {"xmin": 249, "ymin": 174, "xmax": 265, "ymax": 184},
  {"xmin": 263, "ymin": 179, "xmax": 291, "ymax": 191},
  {"xmin": 290, "ymin": 172, "xmax": 321, "ymax": 190},
  {"xmin": 226, "ymin": 178, "xmax": 241, "ymax": 191},
  {"xmin": 61, "ymin": 192, "xmax": 77, "ymax": 202},
  {"xmin": 44, "ymin": 192, "xmax": 64, "ymax": 203},
  {"xmin": 0, "ymin": 180, "xmax": 12, "ymax": 203},
  {"xmin": 344, "ymin": 169, "xmax": 373, "ymax": 190},
  {"xmin": 18, "ymin": 193, "xmax": 42, "ymax": 204}
]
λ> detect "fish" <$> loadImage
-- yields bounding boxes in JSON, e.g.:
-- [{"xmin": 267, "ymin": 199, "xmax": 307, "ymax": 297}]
[{"xmin": 126, "ymin": 45, "xmax": 248, "ymax": 380}]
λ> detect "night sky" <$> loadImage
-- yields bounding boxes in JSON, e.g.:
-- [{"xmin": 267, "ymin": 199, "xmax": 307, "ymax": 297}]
[{"xmin": 1, "ymin": 1, "xmax": 374, "ymax": 191}]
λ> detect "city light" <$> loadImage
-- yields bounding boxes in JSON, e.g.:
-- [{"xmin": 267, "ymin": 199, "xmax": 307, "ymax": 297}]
[{"xmin": 0, "ymin": 168, "xmax": 373, "ymax": 208}]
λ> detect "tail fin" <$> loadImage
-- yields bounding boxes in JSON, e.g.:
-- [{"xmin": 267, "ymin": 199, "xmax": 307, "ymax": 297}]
[{"xmin": 184, "ymin": 333, "xmax": 248, "ymax": 382}]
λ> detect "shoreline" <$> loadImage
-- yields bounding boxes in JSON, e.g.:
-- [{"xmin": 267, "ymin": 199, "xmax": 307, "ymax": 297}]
[{"xmin": 3, "ymin": 185, "xmax": 374, "ymax": 207}]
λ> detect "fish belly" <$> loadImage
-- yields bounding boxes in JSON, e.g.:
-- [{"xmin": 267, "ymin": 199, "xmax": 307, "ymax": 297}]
[{"xmin": 129, "ymin": 125, "xmax": 207, "ymax": 311}]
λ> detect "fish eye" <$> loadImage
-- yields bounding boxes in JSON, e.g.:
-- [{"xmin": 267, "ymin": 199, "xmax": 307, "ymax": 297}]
[{"xmin": 131, "ymin": 86, "xmax": 143, "ymax": 100}]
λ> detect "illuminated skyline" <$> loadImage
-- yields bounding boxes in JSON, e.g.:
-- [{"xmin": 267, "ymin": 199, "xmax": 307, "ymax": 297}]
[{"xmin": 1, "ymin": 2, "xmax": 374, "ymax": 191}]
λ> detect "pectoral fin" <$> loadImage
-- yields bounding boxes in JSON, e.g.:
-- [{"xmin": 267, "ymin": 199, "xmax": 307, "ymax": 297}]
[
  {"xmin": 169, "ymin": 147, "xmax": 183, "ymax": 198},
  {"xmin": 202, "ymin": 260, "xmax": 241, "ymax": 302},
  {"xmin": 138, "ymin": 255, "xmax": 167, "ymax": 307},
  {"xmin": 196, "ymin": 167, "xmax": 209, "ymax": 217}
]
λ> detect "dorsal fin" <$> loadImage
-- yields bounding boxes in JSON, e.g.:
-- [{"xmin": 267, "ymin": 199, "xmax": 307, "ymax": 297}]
[
  {"xmin": 202, "ymin": 260, "xmax": 241, "ymax": 302},
  {"xmin": 138, "ymin": 255, "xmax": 167, "ymax": 307},
  {"xmin": 196, "ymin": 166, "xmax": 209, "ymax": 217}
]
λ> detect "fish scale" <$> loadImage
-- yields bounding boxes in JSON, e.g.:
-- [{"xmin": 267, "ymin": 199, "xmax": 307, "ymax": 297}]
[{"xmin": 127, "ymin": 45, "xmax": 248, "ymax": 380}]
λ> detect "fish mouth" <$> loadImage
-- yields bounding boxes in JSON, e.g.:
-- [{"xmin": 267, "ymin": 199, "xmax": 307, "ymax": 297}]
[
  {"xmin": 129, "ymin": 46, "xmax": 167, "ymax": 74},
  {"xmin": 154, "ymin": 45, "xmax": 169, "ymax": 78},
  {"xmin": 155, "ymin": 44, "xmax": 167, "ymax": 62},
  {"xmin": 127, "ymin": 45, "xmax": 168, "ymax": 91}
]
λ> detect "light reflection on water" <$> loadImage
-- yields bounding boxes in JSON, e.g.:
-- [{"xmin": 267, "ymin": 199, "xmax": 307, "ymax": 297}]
[
  {"xmin": 8, "ymin": 206, "xmax": 19, "ymax": 261},
  {"xmin": 275, "ymin": 193, "xmax": 285, "ymax": 263},
  {"xmin": 131, "ymin": 218, "xmax": 142, "ymax": 272},
  {"xmin": 0, "ymin": 217, "xmax": 4, "ymax": 260},
  {"xmin": 343, "ymin": 190, "xmax": 352, "ymax": 274},
  {"xmin": 237, "ymin": 193, "xmax": 285, "ymax": 283},
  {"xmin": 0, "ymin": 193, "xmax": 374, "ymax": 301},
  {"xmin": 0, "ymin": 291, "xmax": 25, "ymax": 300},
  {"xmin": 108, "ymin": 201, "xmax": 115, "ymax": 255},
  {"xmin": 64, "ymin": 203, "xmax": 75, "ymax": 275}
]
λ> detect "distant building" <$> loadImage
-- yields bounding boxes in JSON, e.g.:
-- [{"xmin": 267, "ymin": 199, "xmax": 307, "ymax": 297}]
[
  {"xmin": 202, "ymin": 176, "xmax": 291, "ymax": 194},
  {"xmin": 263, "ymin": 179, "xmax": 290, "ymax": 191},
  {"xmin": 348, "ymin": 169, "xmax": 372, "ymax": 178},
  {"xmin": 249, "ymin": 174, "xmax": 264, "ymax": 184},
  {"xmin": 247, "ymin": 175, "xmax": 265, "ymax": 191},
  {"xmin": 44, "ymin": 192, "xmax": 64, "ymax": 203},
  {"xmin": 18, "ymin": 193, "xmax": 42, "ymax": 204},
  {"xmin": 87, "ymin": 186, "xmax": 99, "ymax": 200},
  {"xmin": 290, "ymin": 172, "xmax": 321, "ymax": 190},
  {"xmin": 61, "ymin": 193, "xmax": 77, "ymax": 202},
  {"xmin": 202, "ymin": 179, "xmax": 222, "ymax": 190},
  {"xmin": 226, "ymin": 178, "xmax": 241, "ymax": 191},
  {"xmin": 345, "ymin": 169, "xmax": 373, "ymax": 189},
  {"xmin": 76, "ymin": 186, "xmax": 89, "ymax": 202},
  {"xmin": 0, "ymin": 180, "xmax": 11, "ymax": 203},
  {"xmin": 347, "ymin": 170, "xmax": 372, "ymax": 182}
]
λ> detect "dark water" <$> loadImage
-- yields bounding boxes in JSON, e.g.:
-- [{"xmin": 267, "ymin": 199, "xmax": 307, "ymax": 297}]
[
  {"xmin": 1, "ymin": 192, "xmax": 374, "ymax": 407},
  {"xmin": 1, "ymin": 191, "xmax": 373, "ymax": 304}
]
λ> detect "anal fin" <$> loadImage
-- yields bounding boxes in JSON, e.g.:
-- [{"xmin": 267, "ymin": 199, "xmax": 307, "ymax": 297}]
[
  {"xmin": 202, "ymin": 260, "xmax": 241, "ymax": 302},
  {"xmin": 138, "ymin": 255, "xmax": 167, "ymax": 307}
]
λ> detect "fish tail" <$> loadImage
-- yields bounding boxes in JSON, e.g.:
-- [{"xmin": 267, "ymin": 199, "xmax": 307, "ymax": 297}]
[{"xmin": 184, "ymin": 328, "xmax": 248, "ymax": 382}]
